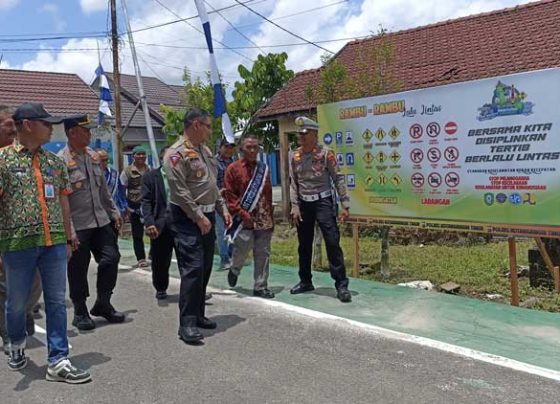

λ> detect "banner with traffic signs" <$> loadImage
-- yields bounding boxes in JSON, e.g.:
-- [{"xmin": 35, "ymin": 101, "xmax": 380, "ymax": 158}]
[{"xmin": 317, "ymin": 68, "xmax": 560, "ymax": 238}]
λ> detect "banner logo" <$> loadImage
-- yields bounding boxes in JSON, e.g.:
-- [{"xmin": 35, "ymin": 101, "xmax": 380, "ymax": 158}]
[{"xmin": 477, "ymin": 80, "xmax": 534, "ymax": 121}]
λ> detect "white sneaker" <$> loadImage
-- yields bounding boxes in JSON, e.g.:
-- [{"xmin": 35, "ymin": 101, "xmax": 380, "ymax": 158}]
[{"xmin": 46, "ymin": 359, "xmax": 91, "ymax": 384}]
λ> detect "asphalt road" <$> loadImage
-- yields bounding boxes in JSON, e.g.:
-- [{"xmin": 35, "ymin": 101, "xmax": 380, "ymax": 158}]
[{"xmin": 0, "ymin": 268, "xmax": 558, "ymax": 403}]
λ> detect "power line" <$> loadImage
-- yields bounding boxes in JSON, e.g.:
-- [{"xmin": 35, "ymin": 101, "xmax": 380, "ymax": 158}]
[
  {"xmin": 0, "ymin": 33, "xmax": 372, "ymax": 53},
  {"xmin": 0, "ymin": 1, "xmax": 268, "ymax": 44},
  {"xmin": 131, "ymin": 34, "xmax": 371, "ymax": 49},
  {"xmin": 232, "ymin": 0, "xmax": 335, "ymax": 54},
  {"xmin": 131, "ymin": 0, "xmax": 268, "ymax": 35},
  {"xmin": 150, "ymin": 0, "xmax": 253, "ymax": 62},
  {"xmin": 224, "ymin": 0, "xmax": 348, "ymax": 33},
  {"xmin": 136, "ymin": 49, "xmax": 239, "ymax": 80},
  {"xmin": 204, "ymin": 0, "xmax": 265, "ymax": 54},
  {"xmin": 136, "ymin": 53, "xmax": 183, "ymax": 96}
]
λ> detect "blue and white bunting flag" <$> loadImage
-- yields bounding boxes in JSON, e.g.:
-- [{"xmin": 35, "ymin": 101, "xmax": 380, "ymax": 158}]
[
  {"xmin": 95, "ymin": 64, "xmax": 113, "ymax": 126},
  {"xmin": 194, "ymin": 0, "xmax": 235, "ymax": 143}
]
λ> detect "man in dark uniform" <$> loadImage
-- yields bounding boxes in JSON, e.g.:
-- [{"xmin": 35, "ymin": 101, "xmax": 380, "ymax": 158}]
[
  {"xmin": 164, "ymin": 108, "xmax": 231, "ymax": 344},
  {"xmin": 289, "ymin": 116, "xmax": 352, "ymax": 303},
  {"xmin": 58, "ymin": 115, "xmax": 125, "ymax": 330},
  {"xmin": 141, "ymin": 146, "xmax": 174, "ymax": 300}
]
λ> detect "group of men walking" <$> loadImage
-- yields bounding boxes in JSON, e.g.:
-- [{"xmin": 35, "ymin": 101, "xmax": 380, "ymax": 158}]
[{"xmin": 0, "ymin": 102, "xmax": 352, "ymax": 382}]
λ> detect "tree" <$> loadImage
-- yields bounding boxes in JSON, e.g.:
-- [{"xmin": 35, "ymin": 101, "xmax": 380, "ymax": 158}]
[
  {"xmin": 306, "ymin": 27, "xmax": 400, "ymax": 106},
  {"xmin": 160, "ymin": 68, "xmax": 228, "ymax": 148},
  {"xmin": 230, "ymin": 52, "xmax": 294, "ymax": 152}
]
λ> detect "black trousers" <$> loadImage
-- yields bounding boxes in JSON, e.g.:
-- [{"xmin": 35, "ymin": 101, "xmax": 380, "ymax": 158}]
[
  {"xmin": 68, "ymin": 224, "xmax": 121, "ymax": 313},
  {"xmin": 130, "ymin": 211, "xmax": 146, "ymax": 261},
  {"xmin": 150, "ymin": 227, "xmax": 175, "ymax": 292},
  {"xmin": 170, "ymin": 204, "xmax": 216, "ymax": 326},
  {"xmin": 297, "ymin": 197, "xmax": 348, "ymax": 289}
]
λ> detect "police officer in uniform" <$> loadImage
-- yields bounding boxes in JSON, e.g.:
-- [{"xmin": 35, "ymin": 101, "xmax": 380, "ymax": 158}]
[
  {"xmin": 58, "ymin": 115, "xmax": 125, "ymax": 330},
  {"xmin": 164, "ymin": 108, "xmax": 231, "ymax": 344},
  {"xmin": 289, "ymin": 117, "xmax": 352, "ymax": 302}
]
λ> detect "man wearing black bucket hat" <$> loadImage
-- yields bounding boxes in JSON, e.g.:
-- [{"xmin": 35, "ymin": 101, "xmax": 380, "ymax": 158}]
[
  {"xmin": 58, "ymin": 114, "xmax": 125, "ymax": 331},
  {"xmin": 0, "ymin": 103, "xmax": 91, "ymax": 382}
]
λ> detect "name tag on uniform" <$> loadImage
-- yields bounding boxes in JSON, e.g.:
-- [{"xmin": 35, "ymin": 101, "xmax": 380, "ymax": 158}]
[{"xmin": 44, "ymin": 183, "xmax": 55, "ymax": 199}]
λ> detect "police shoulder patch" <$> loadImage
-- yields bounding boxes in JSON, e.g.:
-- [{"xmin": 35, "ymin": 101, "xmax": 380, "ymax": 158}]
[
  {"xmin": 170, "ymin": 153, "xmax": 182, "ymax": 167},
  {"xmin": 327, "ymin": 150, "xmax": 337, "ymax": 164}
]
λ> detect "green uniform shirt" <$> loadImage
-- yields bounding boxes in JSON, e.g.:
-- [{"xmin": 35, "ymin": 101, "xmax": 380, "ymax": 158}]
[{"xmin": 0, "ymin": 142, "xmax": 71, "ymax": 252}]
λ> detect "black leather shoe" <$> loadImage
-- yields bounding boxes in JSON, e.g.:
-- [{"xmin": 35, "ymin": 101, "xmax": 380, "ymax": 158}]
[
  {"xmin": 90, "ymin": 302, "xmax": 126, "ymax": 323},
  {"xmin": 72, "ymin": 314, "xmax": 96, "ymax": 331},
  {"xmin": 290, "ymin": 282, "xmax": 315, "ymax": 294},
  {"xmin": 155, "ymin": 291, "xmax": 168, "ymax": 300},
  {"xmin": 253, "ymin": 289, "xmax": 275, "ymax": 299},
  {"xmin": 197, "ymin": 316, "xmax": 217, "ymax": 329},
  {"xmin": 337, "ymin": 287, "xmax": 352, "ymax": 303},
  {"xmin": 178, "ymin": 326, "xmax": 203, "ymax": 344},
  {"xmin": 227, "ymin": 270, "xmax": 238, "ymax": 288}
]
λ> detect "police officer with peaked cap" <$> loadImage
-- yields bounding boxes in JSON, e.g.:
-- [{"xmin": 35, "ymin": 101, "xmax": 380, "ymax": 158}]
[
  {"xmin": 164, "ymin": 107, "xmax": 232, "ymax": 344},
  {"xmin": 289, "ymin": 116, "xmax": 352, "ymax": 302},
  {"xmin": 58, "ymin": 114, "xmax": 125, "ymax": 330}
]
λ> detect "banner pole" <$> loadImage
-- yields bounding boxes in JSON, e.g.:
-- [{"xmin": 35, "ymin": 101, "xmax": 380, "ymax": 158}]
[{"xmin": 508, "ymin": 236, "xmax": 520, "ymax": 306}]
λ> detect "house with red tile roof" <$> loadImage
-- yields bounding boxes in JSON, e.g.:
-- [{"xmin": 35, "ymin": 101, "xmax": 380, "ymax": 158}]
[
  {"xmin": 256, "ymin": 0, "xmax": 560, "ymax": 133},
  {"xmin": 1, "ymin": 69, "xmax": 185, "ymax": 160},
  {"xmin": 256, "ymin": 0, "xmax": 560, "ymax": 216},
  {"xmin": 0, "ymin": 69, "xmax": 99, "ymax": 116},
  {"xmin": 0, "ymin": 69, "xmax": 102, "ymax": 152}
]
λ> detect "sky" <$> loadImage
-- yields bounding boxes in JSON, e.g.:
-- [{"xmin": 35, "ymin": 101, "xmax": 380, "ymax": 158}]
[{"xmin": 0, "ymin": 0, "xmax": 538, "ymax": 90}]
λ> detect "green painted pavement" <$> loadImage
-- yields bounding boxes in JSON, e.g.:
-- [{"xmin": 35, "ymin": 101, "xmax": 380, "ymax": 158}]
[{"xmin": 118, "ymin": 239, "xmax": 560, "ymax": 372}]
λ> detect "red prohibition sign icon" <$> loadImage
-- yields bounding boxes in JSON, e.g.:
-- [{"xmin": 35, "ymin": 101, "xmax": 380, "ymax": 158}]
[
  {"xmin": 445, "ymin": 172, "xmax": 460, "ymax": 188},
  {"xmin": 427, "ymin": 147, "xmax": 441, "ymax": 163},
  {"xmin": 445, "ymin": 121, "xmax": 458, "ymax": 135},
  {"xmin": 426, "ymin": 122, "xmax": 441, "ymax": 138},
  {"xmin": 444, "ymin": 146, "xmax": 459, "ymax": 162},
  {"xmin": 409, "ymin": 124, "xmax": 423, "ymax": 139},
  {"xmin": 428, "ymin": 172, "xmax": 442, "ymax": 188},
  {"xmin": 411, "ymin": 172, "xmax": 425, "ymax": 188},
  {"xmin": 410, "ymin": 148, "xmax": 424, "ymax": 163}
]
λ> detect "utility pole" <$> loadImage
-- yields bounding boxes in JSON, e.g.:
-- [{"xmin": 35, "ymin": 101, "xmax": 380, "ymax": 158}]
[
  {"xmin": 121, "ymin": 0, "xmax": 160, "ymax": 167},
  {"xmin": 111, "ymin": 0, "xmax": 124, "ymax": 172}
]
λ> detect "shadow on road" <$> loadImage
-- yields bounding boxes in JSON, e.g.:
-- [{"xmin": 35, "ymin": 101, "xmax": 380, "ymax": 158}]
[
  {"xmin": 203, "ymin": 314, "xmax": 246, "ymax": 338},
  {"xmin": 13, "ymin": 351, "xmax": 111, "ymax": 391},
  {"xmin": 310, "ymin": 287, "xmax": 360, "ymax": 299}
]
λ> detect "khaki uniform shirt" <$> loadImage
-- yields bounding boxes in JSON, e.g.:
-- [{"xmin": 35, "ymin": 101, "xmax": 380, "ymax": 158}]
[
  {"xmin": 58, "ymin": 145, "xmax": 118, "ymax": 232},
  {"xmin": 164, "ymin": 137, "xmax": 226, "ymax": 223},
  {"xmin": 289, "ymin": 144, "xmax": 350, "ymax": 213},
  {"xmin": 0, "ymin": 142, "xmax": 71, "ymax": 252}
]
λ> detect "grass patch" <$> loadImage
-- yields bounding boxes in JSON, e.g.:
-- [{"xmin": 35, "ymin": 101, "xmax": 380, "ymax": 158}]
[{"xmin": 271, "ymin": 224, "xmax": 560, "ymax": 313}]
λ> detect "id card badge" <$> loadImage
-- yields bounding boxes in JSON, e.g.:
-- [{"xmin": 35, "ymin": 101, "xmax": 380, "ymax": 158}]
[{"xmin": 44, "ymin": 183, "xmax": 55, "ymax": 199}]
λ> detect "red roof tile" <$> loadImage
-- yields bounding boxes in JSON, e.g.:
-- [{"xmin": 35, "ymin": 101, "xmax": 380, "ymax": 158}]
[
  {"xmin": 257, "ymin": 0, "xmax": 560, "ymax": 119},
  {"xmin": 0, "ymin": 69, "xmax": 99, "ymax": 115}
]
